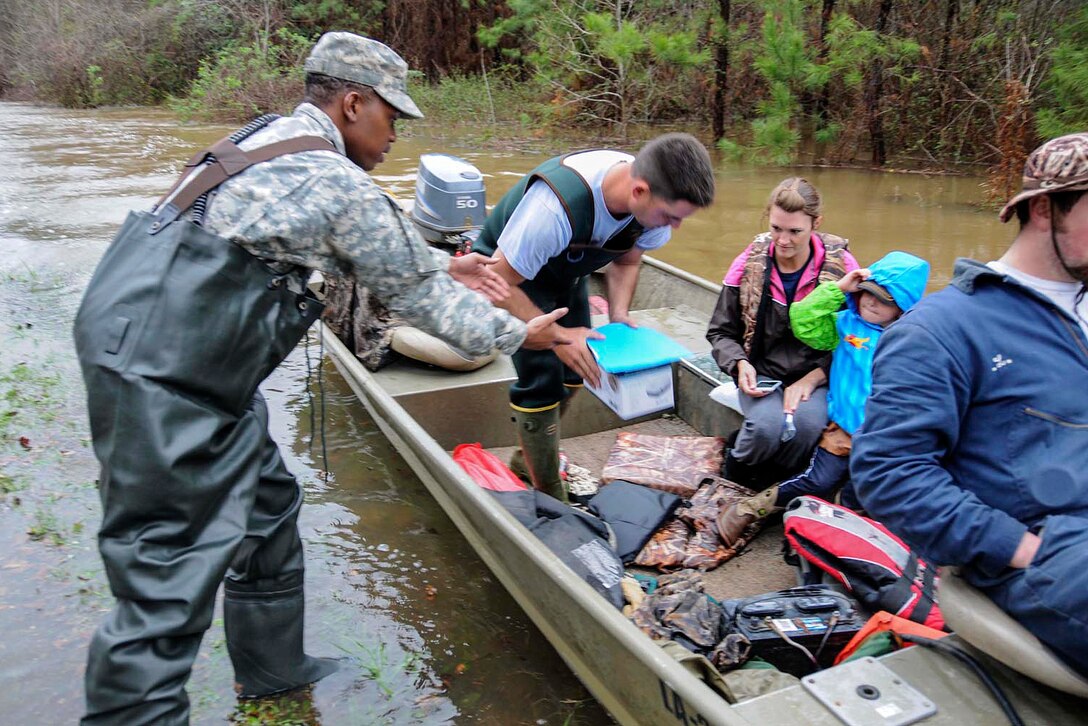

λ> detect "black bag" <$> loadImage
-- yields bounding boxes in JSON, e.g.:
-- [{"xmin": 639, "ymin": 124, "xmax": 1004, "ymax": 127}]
[
  {"xmin": 588, "ymin": 480, "xmax": 682, "ymax": 563},
  {"xmin": 490, "ymin": 489, "xmax": 625, "ymax": 608}
]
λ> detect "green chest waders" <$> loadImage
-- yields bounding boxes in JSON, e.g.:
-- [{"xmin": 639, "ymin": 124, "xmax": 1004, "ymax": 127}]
[
  {"xmin": 74, "ymin": 132, "xmax": 339, "ymax": 724},
  {"xmin": 475, "ymin": 158, "xmax": 643, "ymax": 500}
]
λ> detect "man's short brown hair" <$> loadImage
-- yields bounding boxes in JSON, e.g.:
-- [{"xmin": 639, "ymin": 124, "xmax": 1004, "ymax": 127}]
[
  {"xmin": 631, "ymin": 133, "xmax": 715, "ymax": 208},
  {"xmin": 1015, "ymin": 189, "xmax": 1088, "ymax": 228}
]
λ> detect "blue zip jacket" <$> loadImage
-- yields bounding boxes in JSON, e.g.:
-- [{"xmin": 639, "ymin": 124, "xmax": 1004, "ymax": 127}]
[
  {"xmin": 851, "ymin": 259, "xmax": 1088, "ymax": 577},
  {"xmin": 790, "ymin": 250, "xmax": 930, "ymax": 434}
]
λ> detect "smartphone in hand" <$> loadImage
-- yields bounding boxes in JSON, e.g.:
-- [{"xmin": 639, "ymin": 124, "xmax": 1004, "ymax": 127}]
[{"xmin": 754, "ymin": 379, "xmax": 782, "ymax": 393}]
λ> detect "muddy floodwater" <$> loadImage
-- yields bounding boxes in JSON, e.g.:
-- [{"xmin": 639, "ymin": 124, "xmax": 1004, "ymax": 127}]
[{"xmin": 0, "ymin": 101, "xmax": 1010, "ymax": 724}]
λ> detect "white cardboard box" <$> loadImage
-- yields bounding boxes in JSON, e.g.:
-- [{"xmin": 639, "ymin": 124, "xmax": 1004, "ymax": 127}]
[{"xmin": 584, "ymin": 362, "xmax": 674, "ymax": 420}]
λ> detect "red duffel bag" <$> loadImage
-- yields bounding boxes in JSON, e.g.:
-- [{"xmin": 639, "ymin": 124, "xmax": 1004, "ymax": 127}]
[{"xmin": 452, "ymin": 443, "xmax": 528, "ymax": 492}]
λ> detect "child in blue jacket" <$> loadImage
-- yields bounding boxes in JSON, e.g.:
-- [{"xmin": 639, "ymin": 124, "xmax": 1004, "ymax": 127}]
[{"xmin": 718, "ymin": 250, "xmax": 930, "ymax": 545}]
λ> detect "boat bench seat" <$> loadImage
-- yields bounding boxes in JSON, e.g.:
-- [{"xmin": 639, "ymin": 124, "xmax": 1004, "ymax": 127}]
[
  {"xmin": 938, "ymin": 566, "xmax": 1088, "ymax": 698},
  {"xmin": 369, "ymin": 305, "xmax": 714, "ymax": 450}
]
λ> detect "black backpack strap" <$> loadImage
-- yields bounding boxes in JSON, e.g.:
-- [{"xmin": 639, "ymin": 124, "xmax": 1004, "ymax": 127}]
[
  {"xmin": 149, "ymin": 135, "xmax": 336, "ymax": 234},
  {"xmin": 153, "ymin": 113, "xmax": 281, "ymax": 218},
  {"xmin": 907, "ymin": 556, "xmax": 937, "ymax": 625}
]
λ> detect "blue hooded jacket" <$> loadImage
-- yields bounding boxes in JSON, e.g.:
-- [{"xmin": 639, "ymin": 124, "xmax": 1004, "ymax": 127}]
[{"xmin": 791, "ymin": 250, "xmax": 930, "ymax": 434}]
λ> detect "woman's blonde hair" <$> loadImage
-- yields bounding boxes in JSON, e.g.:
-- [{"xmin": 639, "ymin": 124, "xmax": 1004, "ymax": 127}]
[{"xmin": 766, "ymin": 177, "xmax": 822, "ymax": 221}]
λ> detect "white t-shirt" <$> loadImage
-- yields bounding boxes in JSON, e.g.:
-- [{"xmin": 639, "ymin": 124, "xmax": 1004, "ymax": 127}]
[
  {"xmin": 988, "ymin": 259, "xmax": 1088, "ymax": 340},
  {"xmin": 497, "ymin": 150, "xmax": 671, "ymax": 279}
]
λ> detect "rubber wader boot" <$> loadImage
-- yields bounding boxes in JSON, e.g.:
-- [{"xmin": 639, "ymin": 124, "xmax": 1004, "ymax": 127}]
[
  {"xmin": 224, "ymin": 574, "xmax": 339, "ymax": 698},
  {"xmin": 717, "ymin": 485, "xmax": 781, "ymax": 548},
  {"xmin": 513, "ymin": 407, "xmax": 566, "ymax": 502},
  {"xmin": 510, "ymin": 393, "xmax": 578, "ymax": 483}
]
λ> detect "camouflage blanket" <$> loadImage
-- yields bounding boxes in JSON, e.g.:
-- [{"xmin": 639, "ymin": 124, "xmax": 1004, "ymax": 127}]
[
  {"xmin": 322, "ymin": 274, "xmax": 402, "ymax": 371},
  {"xmin": 634, "ymin": 477, "xmax": 762, "ymax": 571},
  {"xmin": 629, "ymin": 571, "xmax": 721, "ymax": 650},
  {"xmin": 602, "ymin": 432, "xmax": 725, "ymax": 497}
]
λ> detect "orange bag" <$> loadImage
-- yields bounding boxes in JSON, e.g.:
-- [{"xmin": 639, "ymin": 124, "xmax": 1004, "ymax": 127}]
[
  {"xmin": 452, "ymin": 443, "xmax": 529, "ymax": 492},
  {"xmin": 833, "ymin": 610, "xmax": 948, "ymax": 665}
]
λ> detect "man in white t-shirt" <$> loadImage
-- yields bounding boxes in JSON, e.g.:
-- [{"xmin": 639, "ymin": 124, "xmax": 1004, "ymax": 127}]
[
  {"xmin": 473, "ymin": 134, "xmax": 715, "ymax": 500},
  {"xmin": 852, "ymin": 132, "xmax": 1088, "ymax": 677}
]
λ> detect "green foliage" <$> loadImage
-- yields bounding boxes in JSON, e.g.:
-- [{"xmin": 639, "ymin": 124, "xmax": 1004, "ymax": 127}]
[
  {"xmin": 142, "ymin": 0, "xmax": 238, "ymax": 101},
  {"xmin": 814, "ymin": 122, "xmax": 843, "ymax": 145},
  {"xmin": 649, "ymin": 30, "xmax": 709, "ymax": 66},
  {"xmin": 1036, "ymin": 6, "xmax": 1088, "ymax": 138},
  {"xmin": 289, "ymin": 0, "xmax": 384, "ymax": 35},
  {"xmin": 477, "ymin": 0, "xmax": 545, "ymax": 62},
  {"xmin": 753, "ymin": 0, "xmax": 816, "ymax": 89},
  {"xmin": 729, "ymin": 0, "xmax": 816, "ymax": 163},
  {"xmin": 0, "ymin": 0, "xmax": 1079, "ymax": 169},
  {"xmin": 585, "ymin": 13, "xmax": 647, "ymax": 65},
  {"xmin": 407, "ymin": 69, "xmax": 546, "ymax": 129},
  {"xmin": 170, "ymin": 29, "xmax": 312, "ymax": 122},
  {"xmin": 751, "ymin": 106, "xmax": 800, "ymax": 165},
  {"xmin": 820, "ymin": 13, "xmax": 884, "ymax": 90},
  {"xmin": 478, "ymin": 0, "xmax": 711, "ymax": 132},
  {"xmin": 85, "ymin": 65, "xmax": 104, "ymax": 107}
]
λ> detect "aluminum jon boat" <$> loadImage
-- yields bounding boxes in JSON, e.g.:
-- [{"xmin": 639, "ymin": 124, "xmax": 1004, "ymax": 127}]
[{"xmin": 321, "ymin": 252, "xmax": 1088, "ymax": 726}]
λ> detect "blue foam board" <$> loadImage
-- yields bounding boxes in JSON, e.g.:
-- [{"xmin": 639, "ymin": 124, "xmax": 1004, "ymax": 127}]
[{"xmin": 586, "ymin": 323, "xmax": 691, "ymax": 374}]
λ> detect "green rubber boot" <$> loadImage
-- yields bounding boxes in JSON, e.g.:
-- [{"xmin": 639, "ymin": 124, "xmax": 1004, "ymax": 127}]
[
  {"xmin": 509, "ymin": 447, "xmax": 529, "ymax": 482},
  {"xmin": 510, "ymin": 392, "xmax": 578, "ymax": 486},
  {"xmin": 512, "ymin": 407, "xmax": 566, "ymax": 502}
]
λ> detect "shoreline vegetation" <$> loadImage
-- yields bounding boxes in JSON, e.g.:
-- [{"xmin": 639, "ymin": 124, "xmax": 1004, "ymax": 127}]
[{"xmin": 1, "ymin": 1, "xmax": 1086, "ymax": 196}]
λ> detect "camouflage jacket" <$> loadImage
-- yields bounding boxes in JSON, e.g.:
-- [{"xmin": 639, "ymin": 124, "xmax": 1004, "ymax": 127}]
[{"xmin": 185, "ymin": 102, "xmax": 526, "ymax": 357}]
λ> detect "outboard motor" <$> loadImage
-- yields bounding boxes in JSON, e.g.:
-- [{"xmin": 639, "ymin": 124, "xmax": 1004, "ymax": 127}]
[{"xmin": 410, "ymin": 153, "xmax": 486, "ymax": 255}]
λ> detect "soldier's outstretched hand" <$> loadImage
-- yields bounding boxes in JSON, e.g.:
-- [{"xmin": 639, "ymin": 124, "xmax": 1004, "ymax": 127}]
[
  {"xmin": 448, "ymin": 252, "xmax": 512, "ymax": 303},
  {"xmin": 523, "ymin": 307, "xmax": 572, "ymax": 351},
  {"xmin": 554, "ymin": 326, "xmax": 605, "ymax": 388}
]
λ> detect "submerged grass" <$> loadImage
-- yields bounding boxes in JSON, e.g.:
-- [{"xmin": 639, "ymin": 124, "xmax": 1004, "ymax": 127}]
[
  {"xmin": 338, "ymin": 637, "xmax": 423, "ymax": 698},
  {"xmin": 27, "ymin": 506, "xmax": 65, "ymax": 546},
  {"xmin": 0, "ymin": 359, "xmax": 66, "ymax": 496},
  {"xmin": 230, "ymin": 688, "xmax": 321, "ymax": 726}
]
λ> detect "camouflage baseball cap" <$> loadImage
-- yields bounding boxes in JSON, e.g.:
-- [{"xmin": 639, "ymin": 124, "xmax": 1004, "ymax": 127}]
[
  {"xmin": 857, "ymin": 279, "xmax": 896, "ymax": 306},
  {"xmin": 304, "ymin": 32, "xmax": 423, "ymax": 119},
  {"xmin": 999, "ymin": 132, "xmax": 1088, "ymax": 222}
]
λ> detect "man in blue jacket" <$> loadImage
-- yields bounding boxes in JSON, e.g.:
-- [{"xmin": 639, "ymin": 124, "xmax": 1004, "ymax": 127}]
[{"xmin": 851, "ymin": 133, "xmax": 1088, "ymax": 676}]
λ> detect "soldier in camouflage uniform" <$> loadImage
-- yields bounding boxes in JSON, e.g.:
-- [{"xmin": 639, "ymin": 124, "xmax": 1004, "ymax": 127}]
[{"xmin": 73, "ymin": 32, "xmax": 567, "ymax": 725}]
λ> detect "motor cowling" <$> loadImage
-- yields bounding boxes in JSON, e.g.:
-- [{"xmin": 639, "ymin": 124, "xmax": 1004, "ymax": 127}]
[{"xmin": 410, "ymin": 153, "xmax": 486, "ymax": 253}]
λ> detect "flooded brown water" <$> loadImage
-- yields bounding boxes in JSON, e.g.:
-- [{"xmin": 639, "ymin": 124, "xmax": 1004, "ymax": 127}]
[{"xmin": 0, "ymin": 101, "xmax": 1012, "ymax": 725}]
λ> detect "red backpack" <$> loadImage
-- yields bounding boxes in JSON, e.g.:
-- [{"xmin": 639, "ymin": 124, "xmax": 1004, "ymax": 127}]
[{"xmin": 782, "ymin": 496, "xmax": 945, "ymax": 631}]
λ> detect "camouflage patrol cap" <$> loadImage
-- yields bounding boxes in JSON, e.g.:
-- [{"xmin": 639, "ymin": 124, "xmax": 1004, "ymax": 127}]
[
  {"xmin": 304, "ymin": 32, "xmax": 423, "ymax": 119},
  {"xmin": 999, "ymin": 132, "xmax": 1088, "ymax": 222},
  {"xmin": 857, "ymin": 279, "xmax": 896, "ymax": 306}
]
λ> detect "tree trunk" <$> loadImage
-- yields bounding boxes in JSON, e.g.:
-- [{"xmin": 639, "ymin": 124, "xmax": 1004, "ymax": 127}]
[
  {"xmin": 867, "ymin": 0, "xmax": 893, "ymax": 166},
  {"xmin": 712, "ymin": 0, "xmax": 731, "ymax": 141},
  {"xmin": 936, "ymin": 0, "xmax": 959, "ymax": 152},
  {"xmin": 814, "ymin": 0, "xmax": 836, "ymax": 128}
]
